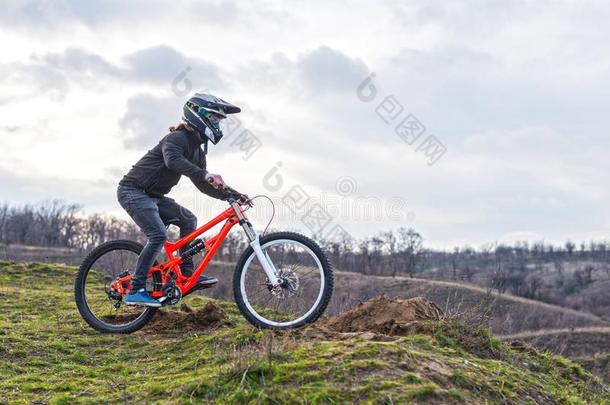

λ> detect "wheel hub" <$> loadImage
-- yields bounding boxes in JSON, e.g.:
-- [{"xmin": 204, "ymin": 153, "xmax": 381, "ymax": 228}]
[
  {"xmin": 270, "ymin": 268, "xmax": 299, "ymax": 298},
  {"xmin": 105, "ymin": 283, "xmax": 121, "ymax": 301},
  {"xmin": 105, "ymin": 270, "xmax": 131, "ymax": 302}
]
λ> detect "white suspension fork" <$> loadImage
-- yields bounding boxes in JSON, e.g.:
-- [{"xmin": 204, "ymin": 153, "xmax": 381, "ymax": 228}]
[
  {"xmin": 232, "ymin": 201, "xmax": 280, "ymax": 286},
  {"xmin": 250, "ymin": 235, "xmax": 281, "ymax": 286}
]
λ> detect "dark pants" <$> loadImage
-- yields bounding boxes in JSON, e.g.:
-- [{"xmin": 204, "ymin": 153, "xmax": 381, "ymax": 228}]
[{"xmin": 117, "ymin": 184, "xmax": 197, "ymax": 291}]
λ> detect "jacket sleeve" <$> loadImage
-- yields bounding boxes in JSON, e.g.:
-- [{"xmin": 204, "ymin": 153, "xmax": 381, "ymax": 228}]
[
  {"xmin": 191, "ymin": 176, "xmax": 231, "ymax": 200},
  {"xmin": 161, "ymin": 134, "xmax": 230, "ymax": 200}
]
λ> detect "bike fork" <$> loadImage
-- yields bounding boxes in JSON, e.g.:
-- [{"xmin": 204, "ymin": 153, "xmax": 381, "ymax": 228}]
[
  {"xmin": 250, "ymin": 235, "xmax": 281, "ymax": 285},
  {"xmin": 232, "ymin": 201, "xmax": 281, "ymax": 286}
]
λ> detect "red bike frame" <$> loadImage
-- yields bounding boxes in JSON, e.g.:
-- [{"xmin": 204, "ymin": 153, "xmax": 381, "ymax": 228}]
[{"xmin": 112, "ymin": 200, "xmax": 255, "ymax": 298}]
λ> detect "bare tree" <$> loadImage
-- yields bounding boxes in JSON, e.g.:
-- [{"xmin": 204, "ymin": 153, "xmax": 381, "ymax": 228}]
[{"xmin": 397, "ymin": 227, "xmax": 423, "ymax": 278}]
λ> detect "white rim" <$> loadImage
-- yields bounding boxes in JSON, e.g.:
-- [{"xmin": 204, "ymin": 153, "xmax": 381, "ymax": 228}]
[{"xmin": 239, "ymin": 239, "xmax": 325, "ymax": 327}]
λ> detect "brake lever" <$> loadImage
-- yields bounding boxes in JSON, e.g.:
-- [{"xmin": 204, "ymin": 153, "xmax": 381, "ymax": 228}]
[{"xmin": 230, "ymin": 191, "xmax": 253, "ymax": 208}]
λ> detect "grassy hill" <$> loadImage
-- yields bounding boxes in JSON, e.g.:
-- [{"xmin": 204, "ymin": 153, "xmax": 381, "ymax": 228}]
[
  {"xmin": 578, "ymin": 354, "xmax": 610, "ymax": 385},
  {"xmin": 1, "ymin": 261, "xmax": 609, "ymax": 404},
  {"xmin": 502, "ymin": 327, "xmax": 610, "ymax": 358},
  {"xmin": 501, "ymin": 327, "xmax": 610, "ymax": 383}
]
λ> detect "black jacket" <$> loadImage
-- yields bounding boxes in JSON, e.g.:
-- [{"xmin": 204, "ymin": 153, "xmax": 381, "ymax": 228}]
[{"xmin": 119, "ymin": 129, "xmax": 229, "ymax": 199}]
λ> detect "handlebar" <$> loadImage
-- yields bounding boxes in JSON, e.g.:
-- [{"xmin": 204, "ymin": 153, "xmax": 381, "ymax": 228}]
[{"xmin": 206, "ymin": 177, "xmax": 253, "ymax": 207}]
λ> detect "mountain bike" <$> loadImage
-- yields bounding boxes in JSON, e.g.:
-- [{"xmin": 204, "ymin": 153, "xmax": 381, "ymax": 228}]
[{"xmin": 74, "ymin": 187, "xmax": 334, "ymax": 334}]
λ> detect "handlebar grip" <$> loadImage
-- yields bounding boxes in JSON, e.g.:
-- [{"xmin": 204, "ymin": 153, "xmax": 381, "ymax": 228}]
[
  {"xmin": 204, "ymin": 177, "xmax": 242, "ymax": 199},
  {"xmin": 206, "ymin": 176, "xmax": 228, "ymax": 191},
  {"xmin": 206, "ymin": 176, "xmax": 233, "ymax": 191}
]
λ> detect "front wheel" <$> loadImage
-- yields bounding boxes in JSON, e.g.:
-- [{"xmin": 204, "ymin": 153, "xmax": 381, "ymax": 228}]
[{"xmin": 233, "ymin": 232, "xmax": 334, "ymax": 329}]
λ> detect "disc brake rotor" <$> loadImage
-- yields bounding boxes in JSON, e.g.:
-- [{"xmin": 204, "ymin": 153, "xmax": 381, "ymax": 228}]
[{"xmin": 270, "ymin": 268, "xmax": 300, "ymax": 298}]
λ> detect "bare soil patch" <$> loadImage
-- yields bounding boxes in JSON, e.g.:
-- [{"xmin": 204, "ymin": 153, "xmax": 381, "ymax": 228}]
[
  {"xmin": 142, "ymin": 301, "xmax": 233, "ymax": 333},
  {"xmin": 323, "ymin": 295, "xmax": 443, "ymax": 334},
  {"xmin": 294, "ymin": 295, "xmax": 444, "ymax": 341}
]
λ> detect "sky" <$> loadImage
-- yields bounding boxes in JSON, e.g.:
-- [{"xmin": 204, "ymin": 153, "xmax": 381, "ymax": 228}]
[{"xmin": 2, "ymin": 0, "xmax": 610, "ymax": 249}]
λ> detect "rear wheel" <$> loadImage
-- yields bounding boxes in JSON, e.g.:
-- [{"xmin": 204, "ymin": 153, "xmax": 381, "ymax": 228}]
[
  {"xmin": 233, "ymin": 232, "xmax": 333, "ymax": 329},
  {"xmin": 74, "ymin": 240, "xmax": 162, "ymax": 334}
]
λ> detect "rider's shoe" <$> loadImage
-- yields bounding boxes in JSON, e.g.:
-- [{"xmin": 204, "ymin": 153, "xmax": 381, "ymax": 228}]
[{"xmin": 124, "ymin": 289, "xmax": 161, "ymax": 307}]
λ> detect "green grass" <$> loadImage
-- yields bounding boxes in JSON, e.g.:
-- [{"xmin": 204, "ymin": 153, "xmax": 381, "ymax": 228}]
[{"xmin": 0, "ymin": 261, "xmax": 609, "ymax": 404}]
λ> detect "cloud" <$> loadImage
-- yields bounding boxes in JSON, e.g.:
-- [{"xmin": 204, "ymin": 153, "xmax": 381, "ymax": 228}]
[
  {"xmin": 3, "ymin": 45, "xmax": 223, "ymax": 103},
  {"xmin": 297, "ymin": 46, "xmax": 369, "ymax": 92},
  {"xmin": 1, "ymin": 44, "xmax": 224, "ymax": 151},
  {"xmin": 0, "ymin": 0, "xmax": 73, "ymax": 31},
  {"xmin": 0, "ymin": 0, "xmax": 241, "ymax": 31},
  {"xmin": 4, "ymin": 1, "xmax": 610, "ymax": 247},
  {"xmin": 124, "ymin": 45, "xmax": 223, "ymax": 87},
  {"xmin": 38, "ymin": 47, "xmax": 122, "ymax": 77},
  {"xmin": 389, "ymin": 0, "xmax": 538, "ymax": 35},
  {"xmin": 460, "ymin": 125, "xmax": 608, "ymax": 200},
  {"xmin": 0, "ymin": 166, "xmax": 116, "ymax": 212},
  {"xmin": 119, "ymin": 94, "xmax": 183, "ymax": 149},
  {"xmin": 229, "ymin": 45, "xmax": 375, "ymax": 161},
  {"xmin": 239, "ymin": 46, "xmax": 369, "ymax": 95},
  {"xmin": 3, "ymin": 48, "xmax": 117, "ymax": 100}
]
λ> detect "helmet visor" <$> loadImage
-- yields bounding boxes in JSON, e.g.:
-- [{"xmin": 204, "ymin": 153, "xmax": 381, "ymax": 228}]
[{"xmin": 207, "ymin": 112, "xmax": 224, "ymax": 124}]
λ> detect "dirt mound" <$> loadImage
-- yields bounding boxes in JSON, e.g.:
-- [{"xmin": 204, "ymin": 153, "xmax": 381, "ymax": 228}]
[
  {"xmin": 322, "ymin": 295, "xmax": 444, "ymax": 336},
  {"xmin": 142, "ymin": 301, "xmax": 232, "ymax": 333}
]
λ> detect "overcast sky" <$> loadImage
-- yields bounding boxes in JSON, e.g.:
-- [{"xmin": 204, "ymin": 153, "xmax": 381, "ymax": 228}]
[{"xmin": 2, "ymin": 0, "xmax": 610, "ymax": 248}]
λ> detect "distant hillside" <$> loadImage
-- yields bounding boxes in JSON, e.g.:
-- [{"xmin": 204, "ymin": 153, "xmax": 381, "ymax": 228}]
[
  {"xmin": 1, "ymin": 261, "xmax": 609, "ymax": 404},
  {"xmin": 3, "ymin": 242, "xmax": 607, "ymax": 335},
  {"xmin": 0, "ymin": 243, "xmax": 83, "ymax": 265},
  {"xmin": 418, "ymin": 259, "xmax": 610, "ymax": 322},
  {"xmin": 165, "ymin": 265, "xmax": 610, "ymax": 336},
  {"xmin": 4, "ymin": 244, "xmax": 608, "ymax": 336},
  {"xmin": 326, "ymin": 271, "xmax": 609, "ymax": 335}
]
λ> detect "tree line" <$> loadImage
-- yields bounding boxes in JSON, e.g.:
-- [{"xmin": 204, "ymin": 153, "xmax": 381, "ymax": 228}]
[
  {"xmin": 0, "ymin": 201, "xmax": 143, "ymax": 250},
  {"xmin": 0, "ymin": 201, "xmax": 425, "ymax": 271},
  {"xmin": 3, "ymin": 200, "xmax": 610, "ymax": 283}
]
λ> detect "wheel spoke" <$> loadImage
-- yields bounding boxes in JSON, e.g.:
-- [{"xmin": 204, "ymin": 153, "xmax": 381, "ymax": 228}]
[
  {"xmin": 80, "ymin": 243, "xmax": 163, "ymax": 330},
  {"xmin": 239, "ymin": 236, "xmax": 329, "ymax": 327}
]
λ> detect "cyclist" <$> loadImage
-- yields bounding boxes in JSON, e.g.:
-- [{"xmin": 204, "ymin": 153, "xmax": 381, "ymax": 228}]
[{"xmin": 117, "ymin": 93, "xmax": 249, "ymax": 307}]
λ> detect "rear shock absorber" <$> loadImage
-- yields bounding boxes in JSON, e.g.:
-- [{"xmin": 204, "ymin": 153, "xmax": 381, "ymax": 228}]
[{"xmin": 180, "ymin": 238, "xmax": 206, "ymax": 261}]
